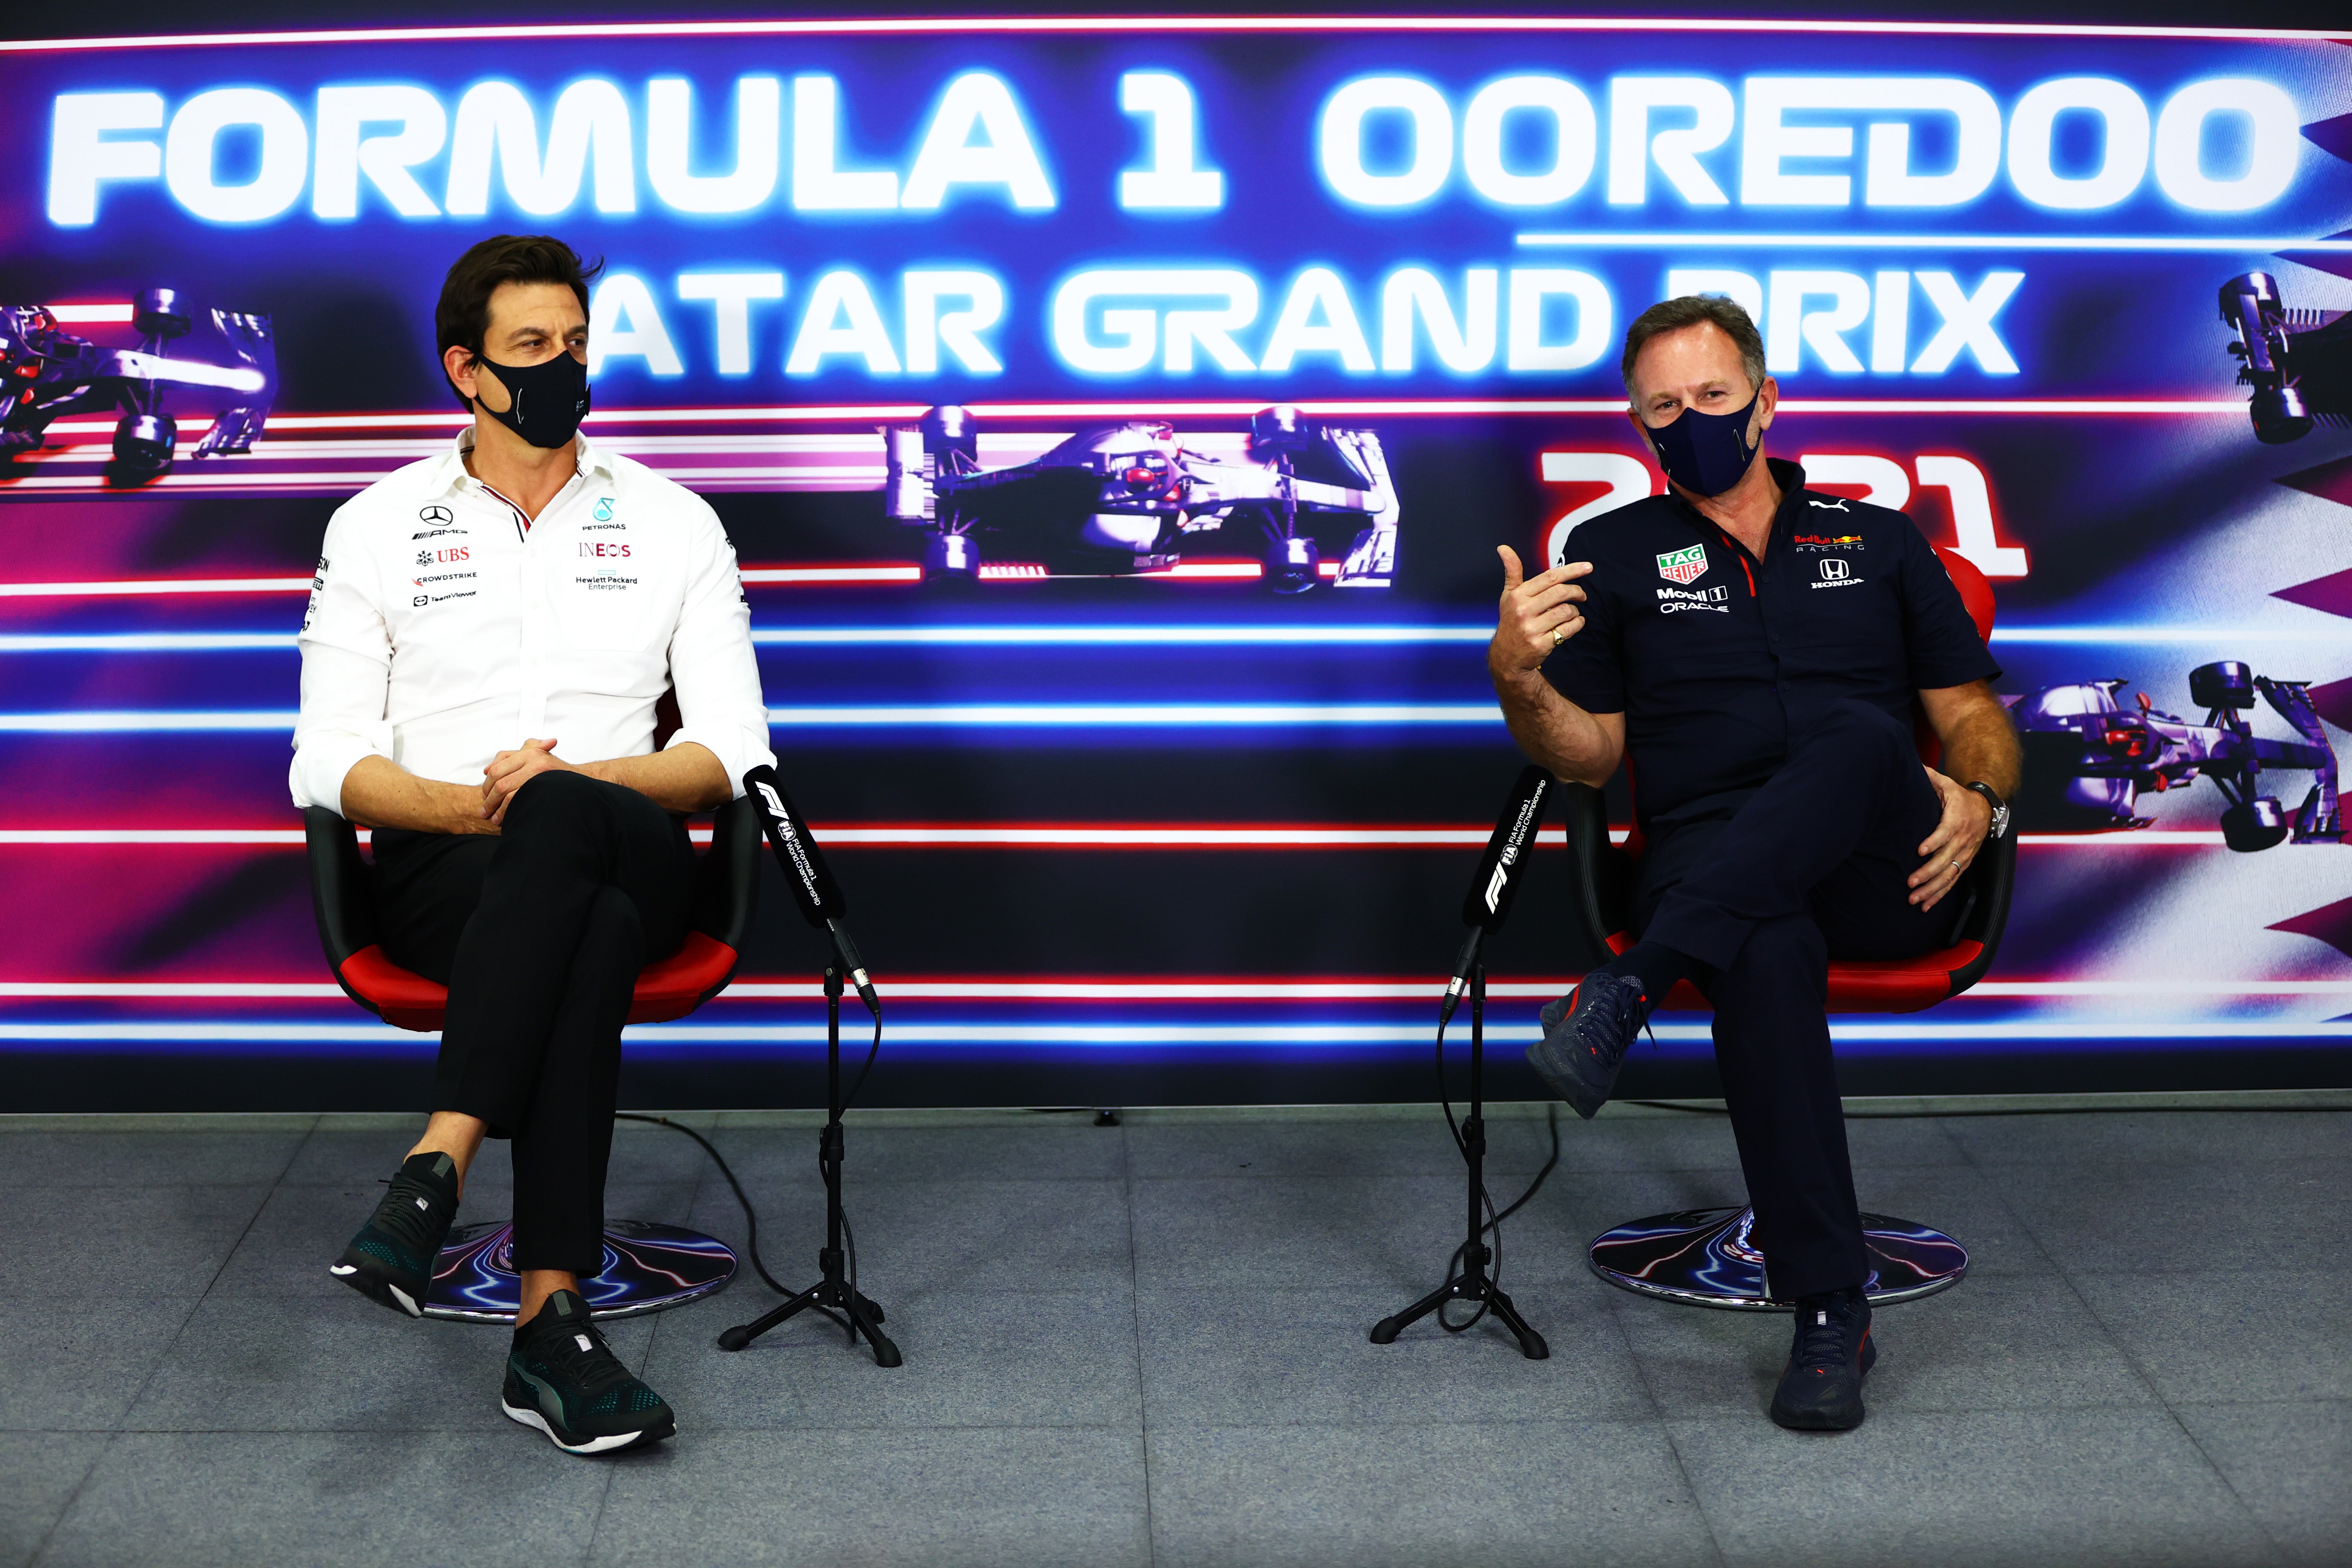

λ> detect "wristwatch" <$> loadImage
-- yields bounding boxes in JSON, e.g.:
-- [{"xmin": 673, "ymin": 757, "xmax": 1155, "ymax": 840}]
[{"xmin": 1964, "ymin": 781, "xmax": 2010, "ymax": 839}]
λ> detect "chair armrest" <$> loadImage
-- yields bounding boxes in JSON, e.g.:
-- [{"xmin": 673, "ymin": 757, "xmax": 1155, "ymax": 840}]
[
  {"xmin": 302, "ymin": 805, "xmax": 379, "ymax": 971},
  {"xmin": 691, "ymin": 794, "xmax": 762, "ymax": 951},
  {"xmin": 1557, "ymin": 781, "xmax": 1630, "ymax": 973},
  {"xmin": 1942, "ymin": 817, "xmax": 2017, "ymax": 998}
]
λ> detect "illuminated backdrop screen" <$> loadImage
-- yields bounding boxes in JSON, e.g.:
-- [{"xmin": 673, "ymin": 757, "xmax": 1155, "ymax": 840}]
[{"xmin": 2, "ymin": 16, "xmax": 2349, "ymax": 1107}]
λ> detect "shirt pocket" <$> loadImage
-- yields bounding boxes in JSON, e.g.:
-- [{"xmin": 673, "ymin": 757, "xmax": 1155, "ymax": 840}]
[{"xmin": 552, "ymin": 532, "xmax": 665, "ymax": 652}]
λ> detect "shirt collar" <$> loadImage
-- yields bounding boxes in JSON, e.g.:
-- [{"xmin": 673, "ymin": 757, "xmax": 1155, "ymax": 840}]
[{"xmin": 424, "ymin": 426, "xmax": 610, "ymax": 498}]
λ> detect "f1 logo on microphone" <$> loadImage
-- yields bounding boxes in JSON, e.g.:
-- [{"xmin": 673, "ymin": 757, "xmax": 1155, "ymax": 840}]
[
  {"xmin": 755, "ymin": 781, "xmax": 791, "ymax": 827},
  {"xmin": 1485, "ymin": 863, "xmax": 1510, "ymax": 913}
]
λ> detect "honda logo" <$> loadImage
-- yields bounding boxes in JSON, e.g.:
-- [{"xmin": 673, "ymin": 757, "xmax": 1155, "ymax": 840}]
[{"xmin": 1819, "ymin": 557, "xmax": 1851, "ymax": 580}]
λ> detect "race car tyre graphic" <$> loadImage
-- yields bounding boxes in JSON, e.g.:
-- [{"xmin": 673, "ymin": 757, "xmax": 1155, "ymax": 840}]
[
  {"xmin": 2190, "ymin": 661, "xmax": 2257, "ymax": 711},
  {"xmin": 112, "ymin": 412, "xmax": 177, "ymax": 475},
  {"xmin": 2251, "ymin": 386, "xmax": 2315, "ymax": 445},
  {"xmin": 134, "ymin": 288, "xmax": 191, "ymax": 341},
  {"xmin": 2220, "ymin": 798, "xmax": 2291, "ymax": 854}
]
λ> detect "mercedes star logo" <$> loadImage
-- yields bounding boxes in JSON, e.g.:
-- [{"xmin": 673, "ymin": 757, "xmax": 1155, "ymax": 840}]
[{"xmin": 418, "ymin": 504, "xmax": 453, "ymax": 525}]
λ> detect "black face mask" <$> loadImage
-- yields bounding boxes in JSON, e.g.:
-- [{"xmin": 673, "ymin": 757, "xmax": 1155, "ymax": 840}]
[{"xmin": 472, "ymin": 349, "xmax": 589, "ymax": 449}]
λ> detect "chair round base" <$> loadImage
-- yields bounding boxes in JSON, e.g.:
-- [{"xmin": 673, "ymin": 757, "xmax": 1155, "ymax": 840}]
[
  {"xmin": 1587, "ymin": 1204, "xmax": 1967, "ymax": 1311},
  {"xmin": 422, "ymin": 1219, "xmax": 738, "ymax": 1323}
]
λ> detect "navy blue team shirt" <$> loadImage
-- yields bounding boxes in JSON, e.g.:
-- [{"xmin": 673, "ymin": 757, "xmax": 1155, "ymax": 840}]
[{"xmin": 1546, "ymin": 458, "xmax": 2001, "ymax": 835}]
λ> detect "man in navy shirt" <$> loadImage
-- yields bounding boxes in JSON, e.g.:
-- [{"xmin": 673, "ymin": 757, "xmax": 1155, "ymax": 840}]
[{"xmin": 1490, "ymin": 295, "xmax": 2020, "ymax": 1431}]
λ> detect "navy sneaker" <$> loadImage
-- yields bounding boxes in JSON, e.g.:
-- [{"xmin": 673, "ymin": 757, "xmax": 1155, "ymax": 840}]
[
  {"xmin": 1770, "ymin": 1287, "xmax": 1877, "ymax": 1431},
  {"xmin": 1525, "ymin": 971, "xmax": 1654, "ymax": 1120},
  {"xmin": 329, "ymin": 1151, "xmax": 459, "ymax": 1318},
  {"xmin": 502, "ymin": 1291, "xmax": 676, "ymax": 1456}
]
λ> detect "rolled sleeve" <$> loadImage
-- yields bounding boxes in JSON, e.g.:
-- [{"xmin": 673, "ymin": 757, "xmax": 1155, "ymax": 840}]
[
  {"xmin": 1899, "ymin": 521, "xmax": 2003, "ymax": 691},
  {"xmin": 662, "ymin": 502, "xmax": 775, "ymax": 797},
  {"xmin": 291, "ymin": 508, "xmax": 395, "ymax": 815}
]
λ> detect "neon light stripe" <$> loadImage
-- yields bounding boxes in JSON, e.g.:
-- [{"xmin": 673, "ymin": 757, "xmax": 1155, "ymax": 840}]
[
  {"xmin": 42, "ymin": 304, "xmax": 132, "ymax": 324},
  {"xmin": 764, "ymin": 704, "xmax": 1500, "ymax": 726},
  {"xmin": 1519, "ymin": 233, "xmax": 2352, "ymax": 253},
  {"xmin": 1992, "ymin": 625, "xmax": 2350, "ymax": 644},
  {"xmin": 4, "ymin": 18, "xmax": 2344, "ymax": 53},
  {"xmin": 738, "ymin": 566, "xmax": 923, "ymax": 585},
  {"xmin": 0, "ymin": 824, "xmax": 2242, "ymax": 848},
  {"xmin": 8, "ymin": 1018, "xmax": 2341, "ymax": 1047},
  {"xmin": 0, "ymin": 634, "xmax": 297, "ymax": 652},
  {"xmin": 24, "ymin": 398, "xmax": 2251, "ymax": 439},
  {"xmin": 748, "ymin": 625, "xmax": 1491, "ymax": 646},
  {"xmin": 4, "ymin": 976, "xmax": 2334, "ymax": 1002},
  {"xmin": 0, "ymin": 623, "xmax": 2320, "ymax": 650},
  {"xmin": 0, "ymin": 578, "xmax": 312, "ymax": 598},
  {"xmin": 0, "ymin": 711, "xmax": 294, "ymax": 732}
]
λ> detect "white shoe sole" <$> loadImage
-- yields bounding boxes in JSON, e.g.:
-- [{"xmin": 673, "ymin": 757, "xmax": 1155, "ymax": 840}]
[
  {"xmin": 328, "ymin": 1263, "xmax": 423, "ymax": 1318},
  {"xmin": 501, "ymin": 1399, "xmax": 664, "ymax": 1455}
]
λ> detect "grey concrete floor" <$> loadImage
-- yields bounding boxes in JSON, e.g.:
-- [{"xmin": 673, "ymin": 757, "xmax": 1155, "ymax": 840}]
[{"xmin": 0, "ymin": 1093, "xmax": 2345, "ymax": 1568}]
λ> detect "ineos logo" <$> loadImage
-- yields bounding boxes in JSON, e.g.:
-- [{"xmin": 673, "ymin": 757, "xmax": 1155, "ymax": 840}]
[
  {"xmin": 1819, "ymin": 557, "xmax": 1851, "ymax": 580},
  {"xmin": 418, "ymin": 504, "xmax": 453, "ymax": 525}
]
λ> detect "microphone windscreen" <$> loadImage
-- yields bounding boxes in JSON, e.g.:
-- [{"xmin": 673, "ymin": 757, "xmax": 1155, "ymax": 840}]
[
  {"xmin": 1460, "ymin": 765, "xmax": 1552, "ymax": 932},
  {"xmin": 742, "ymin": 765, "xmax": 845, "ymax": 928}
]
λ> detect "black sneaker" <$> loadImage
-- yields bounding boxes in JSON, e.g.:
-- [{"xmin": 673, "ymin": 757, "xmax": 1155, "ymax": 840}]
[
  {"xmin": 502, "ymin": 1291, "xmax": 676, "ymax": 1456},
  {"xmin": 329, "ymin": 1151, "xmax": 459, "ymax": 1318},
  {"xmin": 1770, "ymin": 1287, "xmax": 1877, "ymax": 1431},
  {"xmin": 1526, "ymin": 971, "xmax": 1654, "ymax": 1120}
]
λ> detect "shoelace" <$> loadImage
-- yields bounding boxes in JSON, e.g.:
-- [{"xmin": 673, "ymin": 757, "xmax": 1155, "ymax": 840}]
[
  {"xmin": 1576, "ymin": 974, "xmax": 1658, "ymax": 1058},
  {"xmin": 530, "ymin": 1320, "xmax": 636, "ymax": 1395},
  {"xmin": 370, "ymin": 1173, "xmax": 451, "ymax": 1255},
  {"xmin": 1790, "ymin": 1303, "xmax": 1856, "ymax": 1371}
]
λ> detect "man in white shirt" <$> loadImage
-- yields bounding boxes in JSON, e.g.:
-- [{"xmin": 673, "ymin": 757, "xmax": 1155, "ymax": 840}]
[{"xmin": 294, "ymin": 235, "xmax": 773, "ymax": 1455}]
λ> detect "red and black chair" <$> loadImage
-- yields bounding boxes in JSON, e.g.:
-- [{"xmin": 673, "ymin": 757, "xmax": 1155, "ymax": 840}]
[
  {"xmin": 302, "ymin": 794, "xmax": 763, "ymax": 1322},
  {"xmin": 1565, "ymin": 547, "xmax": 2016, "ymax": 1310}
]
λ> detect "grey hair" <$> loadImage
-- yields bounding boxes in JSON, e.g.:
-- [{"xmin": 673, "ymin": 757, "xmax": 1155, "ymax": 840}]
[{"xmin": 1619, "ymin": 294, "xmax": 1767, "ymax": 400}]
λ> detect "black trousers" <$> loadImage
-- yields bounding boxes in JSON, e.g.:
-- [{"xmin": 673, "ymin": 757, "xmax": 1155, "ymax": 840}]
[
  {"xmin": 374, "ymin": 771, "xmax": 697, "ymax": 1274},
  {"xmin": 1633, "ymin": 698, "xmax": 1952, "ymax": 1300}
]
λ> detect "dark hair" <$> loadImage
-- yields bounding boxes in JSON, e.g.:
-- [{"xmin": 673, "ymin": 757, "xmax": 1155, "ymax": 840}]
[
  {"xmin": 433, "ymin": 234, "xmax": 603, "ymax": 410},
  {"xmin": 1620, "ymin": 294, "xmax": 1767, "ymax": 400}
]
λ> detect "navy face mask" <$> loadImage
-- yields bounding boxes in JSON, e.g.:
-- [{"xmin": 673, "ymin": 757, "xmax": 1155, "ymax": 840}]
[
  {"xmin": 472, "ymin": 348, "xmax": 590, "ymax": 449},
  {"xmin": 1641, "ymin": 387, "xmax": 1763, "ymax": 498}
]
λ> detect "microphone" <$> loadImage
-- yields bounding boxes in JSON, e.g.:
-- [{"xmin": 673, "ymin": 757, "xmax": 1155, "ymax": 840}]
[
  {"xmin": 742, "ymin": 765, "xmax": 877, "ymax": 1015},
  {"xmin": 1440, "ymin": 765, "xmax": 1554, "ymax": 1026}
]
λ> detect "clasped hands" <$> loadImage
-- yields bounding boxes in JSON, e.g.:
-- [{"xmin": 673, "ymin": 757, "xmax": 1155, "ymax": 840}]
[{"xmin": 480, "ymin": 737, "xmax": 573, "ymax": 825}]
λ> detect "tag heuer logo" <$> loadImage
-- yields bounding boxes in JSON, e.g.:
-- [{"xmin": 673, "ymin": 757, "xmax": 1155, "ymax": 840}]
[{"xmin": 1656, "ymin": 544, "xmax": 1709, "ymax": 586}]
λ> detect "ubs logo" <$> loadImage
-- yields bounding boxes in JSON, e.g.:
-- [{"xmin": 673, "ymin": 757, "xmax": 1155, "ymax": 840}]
[
  {"xmin": 1819, "ymin": 557, "xmax": 1851, "ymax": 581},
  {"xmin": 418, "ymin": 504, "xmax": 453, "ymax": 525}
]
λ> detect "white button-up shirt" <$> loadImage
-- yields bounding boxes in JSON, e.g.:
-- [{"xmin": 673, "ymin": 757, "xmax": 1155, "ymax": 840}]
[{"xmin": 291, "ymin": 432, "xmax": 774, "ymax": 815}]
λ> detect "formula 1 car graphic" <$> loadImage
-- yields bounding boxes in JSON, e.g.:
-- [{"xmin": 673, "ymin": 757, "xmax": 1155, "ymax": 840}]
[
  {"xmin": 882, "ymin": 404, "xmax": 1398, "ymax": 591},
  {"xmin": 0, "ymin": 289, "xmax": 276, "ymax": 478},
  {"xmin": 2009, "ymin": 660, "xmax": 2342, "ymax": 851},
  {"xmin": 2219, "ymin": 272, "xmax": 2352, "ymax": 444}
]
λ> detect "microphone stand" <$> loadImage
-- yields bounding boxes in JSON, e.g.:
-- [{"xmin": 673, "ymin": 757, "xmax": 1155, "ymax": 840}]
[
  {"xmin": 717, "ymin": 963, "xmax": 901, "ymax": 1366},
  {"xmin": 1369, "ymin": 959, "xmax": 1550, "ymax": 1359}
]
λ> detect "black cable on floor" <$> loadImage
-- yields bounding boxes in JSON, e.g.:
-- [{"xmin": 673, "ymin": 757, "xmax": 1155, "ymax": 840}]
[{"xmin": 614, "ymin": 1111, "xmax": 854, "ymax": 1335}]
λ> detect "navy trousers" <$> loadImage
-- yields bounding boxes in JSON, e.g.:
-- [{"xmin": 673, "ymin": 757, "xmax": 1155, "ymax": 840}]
[
  {"xmin": 373, "ymin": 771, "xmax": 696, "ymax": 1275},
  {"xmin": 1634, "ymin": 699, "xmax": 1954, "ymax": 1300}
]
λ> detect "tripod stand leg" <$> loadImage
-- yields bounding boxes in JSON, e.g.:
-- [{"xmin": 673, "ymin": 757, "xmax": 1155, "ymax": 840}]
[
  {"xmin": 1482, "ymin": 1286, "xmax": 1551, "ymax": 1360},
  {"xmin": 716, "ymin": 1280, "xmax": 826, "ymax": 1352},
  {"xmin": 841, "ymin": 1289, "xmax": 903, "ymax": 1368},
  {"xmin": 1368, "ymin": 1278, "xmax": 1458, "ymax": 1344}
]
